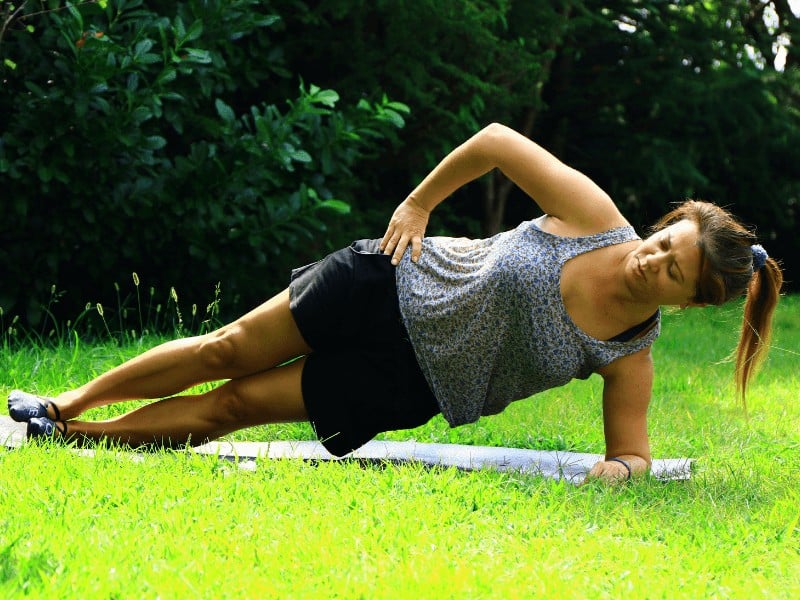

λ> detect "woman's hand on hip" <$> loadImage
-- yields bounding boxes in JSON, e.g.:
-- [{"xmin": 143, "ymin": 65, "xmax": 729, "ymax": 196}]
[{"xmin": 380, "ymin": 197, "xmax": 430, "ymax": 266}]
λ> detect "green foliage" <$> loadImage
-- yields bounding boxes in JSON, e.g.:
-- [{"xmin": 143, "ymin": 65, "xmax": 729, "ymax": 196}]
[
  {"xmin": 552, "ymin": 1, "xmax": 800, "ymax": 238},
  {"xmin": 0, "ymin": 0, "xmax": 408, "ymax": 326},
  {"xmin": 270, "ymin": 0, "xmax": 800, "ymax": 276},
  {"xmin": 1, "ymin": 0, "xmax": 799, "ymax": 330},
  {"xmin": 270, "ymin": 0, "xmax": 570, "ymax": 231}
]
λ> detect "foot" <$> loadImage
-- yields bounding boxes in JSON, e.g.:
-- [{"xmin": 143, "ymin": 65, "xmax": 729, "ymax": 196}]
[
  {"xmin": 8, "ymin": 390, "xmax": 61, "ymax": 423},
  {"xmin": 27, "ymin": 417, "xmax": 67, "ymax": 440}
]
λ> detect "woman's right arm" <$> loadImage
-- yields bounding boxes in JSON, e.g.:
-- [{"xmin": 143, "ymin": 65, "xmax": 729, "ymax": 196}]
[{"xmin": 380, "ymin": 122, "xmax": 624, "ymax": 265}]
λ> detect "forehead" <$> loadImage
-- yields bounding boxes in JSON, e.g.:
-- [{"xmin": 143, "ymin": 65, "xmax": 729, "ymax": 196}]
[
  {"xmin": 659, "ymin": 219, "xmax": 703, "ymax": 281},
  {"xmin": 661, "ymin": 218, "xmax": 700, "ymax": 245}
]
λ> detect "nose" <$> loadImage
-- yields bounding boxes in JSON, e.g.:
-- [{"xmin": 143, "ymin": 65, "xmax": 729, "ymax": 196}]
[{"xmin": 643, "ymin": 251, "xmax": 668, "ymax": 271}]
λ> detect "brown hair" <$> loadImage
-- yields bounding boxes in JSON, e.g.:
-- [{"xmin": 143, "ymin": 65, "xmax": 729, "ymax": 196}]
[{"xmin": 651, "ymin": 200, "xmax": 783, "ymax": 408}]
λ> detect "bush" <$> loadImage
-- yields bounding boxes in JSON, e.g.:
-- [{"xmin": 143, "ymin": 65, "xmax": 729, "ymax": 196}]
[{"xmin": 0, "ymin": 0, "xmax": 408, "ymax": 327}]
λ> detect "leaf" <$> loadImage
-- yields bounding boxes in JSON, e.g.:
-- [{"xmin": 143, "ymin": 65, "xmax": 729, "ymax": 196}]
[
  {"xmin": 144, "ymin": 136, "xmax": 167, "ymax": 150},
  {"xmin": 24, "ymin": 81, "xmax": 46, "ymax": 97},
  {"xmin": 380, "ymin": 108, "xmax": 406, "ymax": 128},
  {"xmin": 254, "ymin": 15, "xmax": 281, "ymax": 28},
  {"xmin": 184, "ymin": 20, "xmax": 204, "ymax": 43},
  {"xmin": 173, "ymin": 16, "xmax": 186, "ymax": 40},
  {"xmin": 182, "ymin": 48, "xmax": 212, "ymax": 64},
  {"xmin": 314, "ymin": 89, "xmax": 340, "ymax": 107},
  {"xmin": 137, "ymin": 53, "xmax": 162, "ymax": 65},
  {"xmin": 155, "ymin": 68, "xmax": 177, "ymax": 85},
  {"xmin": 134, "ymin": 39, "xmax": 154, "ymax": 58},
  {"xmin": 289, "ymin": 149, "xmax": 312, "ymax": 162},
  {"xmin": 92, "ymin": 96, "xmax": 112, "ymax": 115},
  {"xmin": 37, "ymin": 164, "xmax": 52, "ymax": 183},
  {"xmin": 132, "ymin": 106, "xmax": 153, "ymax": 124},
  {"xmin": 386, "ymin": 101, "xmax": 411, "ymax": 114},
  {"xmin": 319, "ymin": 199, "xmax": 351, "ymax": 215},
  {"xmin": 215, "ymin": 98, "xmax": 236, "ymax": 122},
  {"xmin": 67, "ymin": 4, "xmax": 84, "ymax": 29}
]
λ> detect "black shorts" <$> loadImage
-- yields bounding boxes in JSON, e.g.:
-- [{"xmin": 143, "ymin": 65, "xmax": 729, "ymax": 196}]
[{"xmin": 289, "ymin": 239, "xmax": 440, "ymax": 457}]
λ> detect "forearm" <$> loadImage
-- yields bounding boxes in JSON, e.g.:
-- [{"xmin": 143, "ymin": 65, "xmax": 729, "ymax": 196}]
[
  {"xmin": 595, "ymin": 349, "xmax": 655, "ymax": 482},
  {"xmin": 408, "ymin": 124, "xmax": 502, "ymax": 213}
]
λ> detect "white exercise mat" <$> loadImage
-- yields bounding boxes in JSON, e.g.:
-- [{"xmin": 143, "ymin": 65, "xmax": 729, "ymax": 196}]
[
  {"xmin": 1, "ymin": 416, "xmax": 692, "ymax": 483},
  {"xmin": 195, "ymin": 439, "xmax": 692, "ymax": 483}
]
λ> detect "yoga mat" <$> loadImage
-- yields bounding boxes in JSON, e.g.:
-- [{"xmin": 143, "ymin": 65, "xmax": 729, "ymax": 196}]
[{"xmin": 1, "ymin": 416, "xmax": 692, "ymax": 483}]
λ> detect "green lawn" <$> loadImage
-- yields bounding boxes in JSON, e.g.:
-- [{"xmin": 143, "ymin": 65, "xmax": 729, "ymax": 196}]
[{"xmin": 1, "ymin": 297, "xmax": 798, "ymax": 598}]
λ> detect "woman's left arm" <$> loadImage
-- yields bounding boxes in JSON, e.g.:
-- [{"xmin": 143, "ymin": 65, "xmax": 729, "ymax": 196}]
[{"xmin": 588, "ymin": 347, "xmax": 654, "ymax": 482}]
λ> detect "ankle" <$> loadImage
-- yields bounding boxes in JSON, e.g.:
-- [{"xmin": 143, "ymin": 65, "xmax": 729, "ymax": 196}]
[{"xmin": 46, "ymin": 402, "xmax": 61, "ymax": 421}]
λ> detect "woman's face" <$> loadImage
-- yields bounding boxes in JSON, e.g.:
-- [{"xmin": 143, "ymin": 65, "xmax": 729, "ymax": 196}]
[{"xmin": 627, "ymin": 219, "xmax": 703, "ymax": 307}]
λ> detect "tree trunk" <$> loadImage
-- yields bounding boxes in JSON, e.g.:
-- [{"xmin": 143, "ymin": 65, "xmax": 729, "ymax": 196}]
[{"xmin": 480, "ymin": 5, "xmax": 573, "ymax": 236}]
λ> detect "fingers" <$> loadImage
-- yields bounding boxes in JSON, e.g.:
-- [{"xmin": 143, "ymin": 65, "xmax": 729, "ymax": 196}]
[
  {"xmin": 390, "ymin": 234, "xmax": 410, "ymax": 266},
  {"xmin": 380, "ymin": 227, "xmax": 422, "ymax": 266},
  {"xmin": 381, "ymin": 199, "xmax": 429, "ymax": 265},
  {"xmin": 410, "ymin": 235, "xmax": 422, "ymax": 263},
  {"xmin": 583, "ymin": 460, "xmax": 629, "ymax": 485},
  {"xmin": 380, "ymin": 225, "xmax": 402, "ymax": 261},
  {"xmin": 379, "ymin": 226, "xmax": 396, "ymax": 255}
]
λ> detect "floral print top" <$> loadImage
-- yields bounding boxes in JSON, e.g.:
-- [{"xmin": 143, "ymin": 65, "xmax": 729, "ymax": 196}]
[{"xmin": 395, "ymin": 217, "xmax": 661, "ymax": 427}]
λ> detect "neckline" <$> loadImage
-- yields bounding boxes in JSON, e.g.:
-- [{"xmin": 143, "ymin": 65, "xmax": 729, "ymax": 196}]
[{"xmin": 530, "ymin": 220, "xmax": 655, "ymax": 345}]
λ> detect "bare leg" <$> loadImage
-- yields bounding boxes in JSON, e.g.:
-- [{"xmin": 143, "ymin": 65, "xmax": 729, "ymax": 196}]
[
  {"xmin": 63, "ymin": 358, "xmax": 308, "ymax": 448},
  {"xmin": 48, "ymin": 289, "xmax": 311, "ymax": 420}
]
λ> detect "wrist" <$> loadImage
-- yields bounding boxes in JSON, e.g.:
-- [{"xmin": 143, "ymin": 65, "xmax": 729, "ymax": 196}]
[
  {"xmin": 608, "ymin": 457, "xmax": 632, "ymax": 480},
  {"xmin": 405, "ymin": 195, "xmax": 432, "ymax": 214}
]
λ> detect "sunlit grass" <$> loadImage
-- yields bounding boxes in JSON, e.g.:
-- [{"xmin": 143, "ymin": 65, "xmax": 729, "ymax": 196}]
[{"xmin": 1, "ymin": 296, "xmax": 798, "ymax": 598}]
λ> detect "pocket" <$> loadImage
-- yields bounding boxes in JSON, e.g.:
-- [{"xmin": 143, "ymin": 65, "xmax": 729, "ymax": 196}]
[
  {"xmin": 349, "ymin": 238, "xmax": 384, "ymax": 255},
  {"xmin": 289, "ymin": 259, "xmax": 323, "ymax": 283}
]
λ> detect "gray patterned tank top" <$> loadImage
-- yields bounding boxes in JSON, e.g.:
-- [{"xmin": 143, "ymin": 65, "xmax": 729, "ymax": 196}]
[{"xmin": 395, "ymin": 217, "xmax": 661, "ymax": 427}]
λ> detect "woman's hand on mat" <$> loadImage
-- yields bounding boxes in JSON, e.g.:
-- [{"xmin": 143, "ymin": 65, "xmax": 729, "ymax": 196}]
[
  {"xmin": 584, "ymin": 459, "xmax": 634, "ymax": 484},
  {"xmin": 381, "ymin": 197, "xmax": 430, "ymax": 266}
]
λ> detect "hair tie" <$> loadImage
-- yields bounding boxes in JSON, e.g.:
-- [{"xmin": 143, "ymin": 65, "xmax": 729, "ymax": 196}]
[{"xmin": 751, "ymin": 244, "xmax": 768, "ymax": 271}]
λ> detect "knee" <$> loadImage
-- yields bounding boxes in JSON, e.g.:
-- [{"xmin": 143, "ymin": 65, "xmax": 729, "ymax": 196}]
[
  {"xmin": 214, "ymin": 384, "xmax": 252, "ymax": 426},
  {"xmin": 197, "ymin": 326, "xmax": 242, "ymax": 371}
]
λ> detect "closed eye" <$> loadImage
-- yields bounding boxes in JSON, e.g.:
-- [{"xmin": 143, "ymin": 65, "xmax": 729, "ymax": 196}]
[{"xmin": 666, "ymin": 231, "xmax": 684, "ymax": 283}]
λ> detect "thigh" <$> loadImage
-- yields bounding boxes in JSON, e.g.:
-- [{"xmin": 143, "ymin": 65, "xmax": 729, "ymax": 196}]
[{"xmin": 204, "ymin": 289, "xmax": 313, "ymax": 378}]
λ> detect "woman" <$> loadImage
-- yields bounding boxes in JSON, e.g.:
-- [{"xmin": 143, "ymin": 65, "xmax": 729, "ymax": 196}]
[{"xmin": 8, "ymin": 123, "xmax": 783, "ymax": 482}]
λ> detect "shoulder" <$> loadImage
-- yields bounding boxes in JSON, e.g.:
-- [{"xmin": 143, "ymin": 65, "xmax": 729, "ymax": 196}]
[
  {"xmin": 597, "ymin": 345, "xmax": 653, "ymax": 380},
  {"xmin": 536, "ymin": 211, "xmax": 639, "ymax": 240},
  {"xmin": 538, "ymin": 212, "xmax": 631, "ymax": 238}
]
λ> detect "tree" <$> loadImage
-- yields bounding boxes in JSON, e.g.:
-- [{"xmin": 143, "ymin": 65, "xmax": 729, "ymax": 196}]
[
  {"xmin": 0, "ymin": 0, "xmax": 409, "ymax": 327},
  {"xmin": 272, "ymin": 0, "xmax": 800, "ymax": 285}
]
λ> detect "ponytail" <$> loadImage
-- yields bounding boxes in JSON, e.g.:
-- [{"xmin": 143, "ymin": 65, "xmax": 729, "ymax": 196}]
[{"xmin": 735, "ymin": 257, "xmax": 783, "ymax": 409}]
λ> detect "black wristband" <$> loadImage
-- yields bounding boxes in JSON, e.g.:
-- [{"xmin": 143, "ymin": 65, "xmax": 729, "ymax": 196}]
[{"xmin": 608, "ymin": 457, "xmax": 632, "ymax": 480}]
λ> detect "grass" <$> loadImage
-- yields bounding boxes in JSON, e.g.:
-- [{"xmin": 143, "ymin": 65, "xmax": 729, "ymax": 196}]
[{"xmin": 1, "ymin": 296, "xmax": 799, "ymax": 598}]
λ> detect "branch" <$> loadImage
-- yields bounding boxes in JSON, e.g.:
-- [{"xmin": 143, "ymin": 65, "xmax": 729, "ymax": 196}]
[
  {"xmin": 1, "ymin": 0, "xmax": 101, "ymax": 50},
  {"xmin": 0, "ymin": 0, "xmax": 30, "ymax": 49}
]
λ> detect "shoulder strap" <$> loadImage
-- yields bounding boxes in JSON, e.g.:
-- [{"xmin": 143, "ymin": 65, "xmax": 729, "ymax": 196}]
[{"xmin": 558, "ymin": 226, "xmax": 640, "ymax": 264}]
